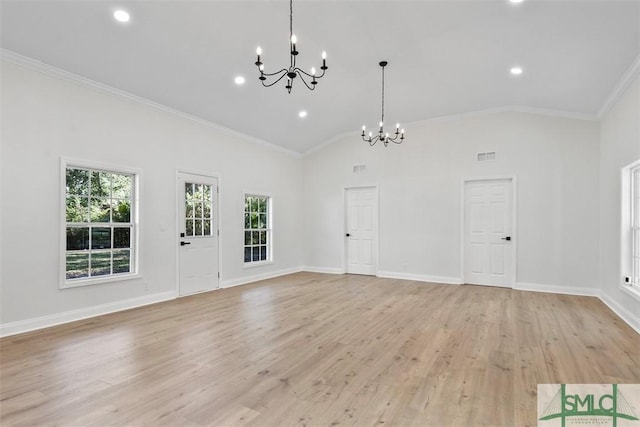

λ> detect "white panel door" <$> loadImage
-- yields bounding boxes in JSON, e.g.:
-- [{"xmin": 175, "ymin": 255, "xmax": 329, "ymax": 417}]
[
  {"xmin": 346, "ymin": 187, "xmax": 378, "ymax": 275},
  {"xmin": 177, "ymin": 172, "xmax": 219, "ymax": 296},
  {"xmin": 463, "ymin": 179, "xmax": 514, "ymax": 287}
]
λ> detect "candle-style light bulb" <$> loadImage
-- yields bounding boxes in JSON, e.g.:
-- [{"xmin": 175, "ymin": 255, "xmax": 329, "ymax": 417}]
[
  {"xmin": 259, "ymin": 64, "xmax": 264, "ymax": 71},
  {"xmin": 369, "ymin": 131, "xmax": 372, "ymax": 137},
  {"xmin": 311, "ymin": 67, "xmax": 316, "ymax": 76},
  {"xmin": 362, "ymin": 125, "xmax": 366, "ymax": 131},
  {"xmin": 396, "ymin": 123, "xmax": 400, "ymax": 129},
  {"xmin": 379, "ymin": 121, "xmax": 383, "ymax": 127},
  {"xmin": 386, "ymin": 133, "xmax": 390, "ymax": 138},
  {"xmin": 291, "ymin": 34, "xmax": 297, "ymax": 44},
  {"xmin": 322, "ymin": 51, "xmax": 327, "ymax": 59},
  {"xmin": 255, "ymin": 46, "xmax": 263, "ymax": 67},
  {"xmin": 401, "ymin": 129, "xmax": 405, "ymax": 134}
]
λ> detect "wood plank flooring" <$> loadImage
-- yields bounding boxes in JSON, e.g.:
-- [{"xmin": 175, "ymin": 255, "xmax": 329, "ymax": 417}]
[{"xmin": 1, "ymin": 272, "xmax": 639, "ymax": 426}]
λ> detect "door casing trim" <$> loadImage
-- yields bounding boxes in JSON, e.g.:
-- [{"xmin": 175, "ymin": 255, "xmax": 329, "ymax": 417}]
[{"xmin": 460, "ymin": 176, "xmax": 517, "ymax": 288}]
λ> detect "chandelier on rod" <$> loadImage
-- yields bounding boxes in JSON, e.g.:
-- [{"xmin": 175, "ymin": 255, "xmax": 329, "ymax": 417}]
[
  {"xmin": 254, "ymin": 0, "xmax": 328, "ymax": 93},
  {"xmin": 361, "ymin": 61, "xmax": 405, "ymax": 146}
]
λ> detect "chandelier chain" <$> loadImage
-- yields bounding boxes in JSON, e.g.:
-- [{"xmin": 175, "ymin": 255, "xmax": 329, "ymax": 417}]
[
  {"xmin": 289, "ymin": 0, "xmax": 294, "ymax": 69},
  {"xmin": 381, "ymin": 64, "xmax": 385, "ymax": 125}
]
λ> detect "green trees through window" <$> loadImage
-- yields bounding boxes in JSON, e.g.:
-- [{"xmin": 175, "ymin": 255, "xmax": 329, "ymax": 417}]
[
  {"xmin": 65, "ymin": 166, "xmax": 135, "ymax": 281},
  {"xmin": 244, "ymin": 194, "xmax": 270, "ymax": 263}
]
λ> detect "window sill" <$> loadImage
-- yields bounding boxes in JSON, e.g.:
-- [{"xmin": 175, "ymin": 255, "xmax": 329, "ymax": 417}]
[
  {"xmin": 243, "ymin": 260, "xmax": 273, "ymax": 269},
  {"xmin": 60, "ymin": 273, "xmax": 141, "ymax": 289},
  {"xmin": 620, "ymin": 283, "xmax": 640, "ymax": 303}
]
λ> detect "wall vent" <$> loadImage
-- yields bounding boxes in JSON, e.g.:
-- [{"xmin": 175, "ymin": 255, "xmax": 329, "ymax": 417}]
[
  {"xmin": 353, "ymin": 165, "xmax": 366, "ymax": 173},
  {"xmin": 477, "ymin": 151, "xmax": 496, "ymax": 162}
]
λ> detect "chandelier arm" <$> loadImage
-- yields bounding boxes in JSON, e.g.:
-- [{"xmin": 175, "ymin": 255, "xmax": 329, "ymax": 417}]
[
  {"xmin": 362, "ymin": 134, "xmax": 381, "ymax": 146},
  {"xmin": 261, "ymin": 71, "xmax": 290, "ymax": 87},
  {"xmin": 293, "ymin": 67, "xmax": 324, "ymax": 79},
  {"xmin": 259, "ymin": 68, "xmax": 289, "ymax": 77},
  {"xmin": 296, "ymin": 72, "xmax": 316, "ymax": 91}
]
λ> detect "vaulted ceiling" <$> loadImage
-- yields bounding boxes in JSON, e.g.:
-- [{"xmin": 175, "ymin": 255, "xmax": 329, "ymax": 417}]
[{"xmin": 2, "ymin": 0, "xmax": 638, "ymax": 154}]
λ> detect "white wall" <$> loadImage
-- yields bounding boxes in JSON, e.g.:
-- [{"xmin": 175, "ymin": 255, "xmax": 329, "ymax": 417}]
[
  {"xmin": 2, "ymin": 55, "xmax": 637, "ymax": 335},
  {"xmin": 302, "ymin": 111, "xmax": 601, "ymax": 291},
  {"xmin": 0, "ymin": 60, "xmax": 303, "ymax": 327},
  {"xmin": 599, "ymin": 74, "xmax": 640, "ymax": 330}
]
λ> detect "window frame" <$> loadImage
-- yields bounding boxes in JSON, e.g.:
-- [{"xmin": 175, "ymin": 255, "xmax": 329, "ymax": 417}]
[
  {"xmin": 621, "ymin": 158, "xmax": 640, "ymax": 301},
  {"xmin": 60, "ymin": 157, "xmax": 142, "ymax": 289},
  {"xmin": 242, "ymin": 192, "xmax": 273, "ymax": 267},
  {"xmin": 631, "ymin": 163, "xmax": 640, "ymax": 286}
]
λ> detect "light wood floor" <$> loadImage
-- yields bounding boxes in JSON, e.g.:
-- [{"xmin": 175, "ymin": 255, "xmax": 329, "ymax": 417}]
[{"xmin": 1, "ymin": 273, "xmax": 639, "ymax": 426}]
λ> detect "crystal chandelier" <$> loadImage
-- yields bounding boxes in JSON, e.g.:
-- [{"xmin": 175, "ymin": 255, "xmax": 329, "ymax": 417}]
[
  {"xmin": 254, "ymin": 0, "xmax": 327, "ymax": 93},
  {"xmin": 361, "ymin": 61, "xmax": 405, "ymax": 146}
]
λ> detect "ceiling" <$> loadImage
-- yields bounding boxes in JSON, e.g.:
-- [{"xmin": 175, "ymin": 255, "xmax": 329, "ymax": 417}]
[{"xmin": 1, "ymin": 0, "xmax": 639, "ymax": 154}]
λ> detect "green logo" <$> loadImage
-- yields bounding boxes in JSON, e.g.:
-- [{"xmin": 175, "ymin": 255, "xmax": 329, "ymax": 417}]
[{"xmin": 539, "ymin": 384, "xmax": 639, "ymax": 427}]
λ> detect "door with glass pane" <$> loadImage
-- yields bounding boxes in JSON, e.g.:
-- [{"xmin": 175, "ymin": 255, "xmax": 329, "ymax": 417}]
[{"xmin": 177, "ymin": 172, "xmax": 219, "ymax": 296}]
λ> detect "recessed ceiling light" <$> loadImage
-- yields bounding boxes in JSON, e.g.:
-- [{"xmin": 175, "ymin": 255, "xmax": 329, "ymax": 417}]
[
  {"xmin": 234, "ymin": 76, "xmax": 245, "ymax": 85},
  {"xmin": 510, "ymin": 66, "xmax": 523, "ymax": 76},
  {"xmin": 298, "ymin": 110, "xmax": 308, "ymax": 118},
  {"xmin": 113, "ymin": 10, "xmax": 130, "ymax": 23},
  {"xmin": 509, "ymin": 0, "xmax": 524, "ymax": 3}
]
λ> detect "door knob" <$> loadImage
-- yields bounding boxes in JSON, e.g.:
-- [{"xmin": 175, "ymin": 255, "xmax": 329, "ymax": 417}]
[
  {"xmin": 346, "ymin": 233, "xmax": 351, "ymax": 237},
  {"xmin": 180, "ymin": 241, "xmax": 191, "ymax": 246},
  {"xmin": 501, "ymin": 236, "xmax": 511, "ymax": 241}
]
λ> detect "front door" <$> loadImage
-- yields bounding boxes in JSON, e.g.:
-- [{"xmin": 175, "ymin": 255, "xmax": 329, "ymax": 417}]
[
  {"xmin": 463, "ymin": 179, "xmax": 514, "ymax": 287},
  {"xmin": 345, "ymin": 187, "xmax": 378, "ymax": 275},
  {"xmin": 177, "ymin": 172, "xmax": 219, "ymax": 296}
]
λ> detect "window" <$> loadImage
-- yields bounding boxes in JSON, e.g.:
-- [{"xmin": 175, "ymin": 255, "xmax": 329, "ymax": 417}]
[
  {"xmin": 184, "ymin": 182, "xmax": 214, "ymax": 237},
  {"xmin": 62, "ymin": 161, "xmax": 138, "ymax": 287},
  {"xmin": 244, "ymin": 194, "xmax": 271, "ymax": 264},
  {"xmin": 622, "ymin": 159, "xmax": 640, "ymax": 298},
  {"xmin": 632, "ymin": 164, "xmax": 640, "ymax": 286}
]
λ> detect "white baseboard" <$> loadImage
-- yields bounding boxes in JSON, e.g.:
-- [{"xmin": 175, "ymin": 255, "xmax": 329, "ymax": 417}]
[
  {"xmin": 3, "ymin": 274, "xmax": 637, "ymax": 339},
  {"xmin": 0, "ymin": 291, "xmax": 176, "ymax": 338},
  {"xmin": 598, "ymin": 292, "xmax": 640, "ymax": 335},
  {"xmin": 514, "ymin": 282, "xmax": 599, "ymax": 297},
  {"xmin": 514, "ymin": 282, "xmax": 639, "ymax": 336},
  {"xmin": 221, "ymin": 267, "xmax": 303, "ymax": 289},
  {"xmin": 376, "ymin": 270, "xmax": 462, "ymax": 285},
  {"xmin": 301, "ymin": 266, "xmax": 345, "ymax": 274}
]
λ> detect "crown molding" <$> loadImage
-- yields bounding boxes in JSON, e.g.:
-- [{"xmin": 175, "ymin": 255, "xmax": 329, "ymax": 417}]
[
  {"xmin": 597, "ymin": 54, "xmax": 640, "ymax": 120},
  {"xmin": 0, "ymin": 49, "xmax": 301, "ymax": 158}
]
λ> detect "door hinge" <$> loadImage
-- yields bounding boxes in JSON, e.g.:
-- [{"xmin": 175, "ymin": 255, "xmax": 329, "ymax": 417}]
[{"xmin": 218, "ymin": 272, "xmax": 220, "ymax": 278}]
